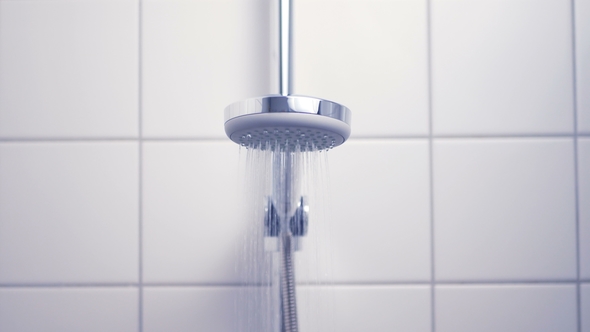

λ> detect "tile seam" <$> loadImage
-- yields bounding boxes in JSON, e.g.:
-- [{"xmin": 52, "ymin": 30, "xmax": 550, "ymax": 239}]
[
  {"xmin": 0, "ymin": 280, "xmax": 581, "ymax": 288},
  {"xmin": 426, "ymin": 1, "xmax": 436, "ymax": 332},
  {"xmin": 570, "ymin": 0, "xmax": 582, "ymax": 331},
  {"xmin": 138, "ymin": 0, "xmax": 144, "ymax": 330},
  {"xmin": 2, "ymin": 134, "xmax": 589, "ymax": 143}
]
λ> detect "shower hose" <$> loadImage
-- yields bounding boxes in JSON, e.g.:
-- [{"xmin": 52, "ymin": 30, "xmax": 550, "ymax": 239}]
[{"xmin": 280, "ymin": 232, "xmax": 298, "ymax": 332}]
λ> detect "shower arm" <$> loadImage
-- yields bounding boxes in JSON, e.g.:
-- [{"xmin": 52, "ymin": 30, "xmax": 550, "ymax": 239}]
[
  {"xmin": 276, "ymin": 1, "xmax": 300, "ymax": 331},
  {"xmin": 279, "ymin": 0, "xmax": 292, "ymax": 96},
  {"xmin": 274, "ymin": 0, "xmax": 297, "ymax": 226},
  {"xmin": 224, "ymin": 1, "xmax": 349, "ymax": 331}
]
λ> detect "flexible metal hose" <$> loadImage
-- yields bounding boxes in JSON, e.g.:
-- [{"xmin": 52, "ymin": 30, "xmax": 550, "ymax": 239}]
[{"xmin": 280, "ymin": 232, "xmax": 298, "ymax": 332}]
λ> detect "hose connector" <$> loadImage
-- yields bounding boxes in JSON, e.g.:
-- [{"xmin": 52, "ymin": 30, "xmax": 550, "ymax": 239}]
[{"xmin": 264, "ymin": 196, "xmax": 308, "ymax": 251}]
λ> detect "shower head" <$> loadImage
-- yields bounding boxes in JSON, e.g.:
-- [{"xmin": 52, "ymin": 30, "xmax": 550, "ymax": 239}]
[{"xmin": 224, "ymin": 95, "xmax": 351, "ymax": 151}]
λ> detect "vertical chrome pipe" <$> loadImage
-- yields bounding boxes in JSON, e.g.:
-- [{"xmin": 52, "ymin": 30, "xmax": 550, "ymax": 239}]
[
  {"xmin": 276, "ymin": 1, "xmax": 299, "ymax": 331},
  {"xmin": 279, "ymin": 0, "xmax": 292, "ymax": 96},
  {"xmin": 272, "ymin": 151, "xmax": 296, "ymax": 222}
]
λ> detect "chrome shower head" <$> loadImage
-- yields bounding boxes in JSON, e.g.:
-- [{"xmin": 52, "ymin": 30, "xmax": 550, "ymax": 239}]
[{"xmin": 224, "ymin": 95, "xmax": 351, "ymax": 151}]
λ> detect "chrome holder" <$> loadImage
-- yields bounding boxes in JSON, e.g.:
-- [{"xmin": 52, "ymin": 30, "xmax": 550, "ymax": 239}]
[{"xmin": 264, "ymin": 196, "xmax": 308, "ymax": 252}]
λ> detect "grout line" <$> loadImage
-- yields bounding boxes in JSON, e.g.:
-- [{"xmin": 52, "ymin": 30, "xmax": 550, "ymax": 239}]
[
  {"xmin": 0, "ymin": 283, "xmax": 273, "ymax": 288},
  {"xmin": 1, "ymin": 134, "xmax": 588, "ymax": 144},
  {"xmin": 426, "ymin": 0, "xmax": 436, "ymax": 331},
  {"xmin": 133, "ymin": 280, "xmax": 590, "ymax": 286},
  {"xmin": 429, "ymin": 133, "xmax": 579, "ymax": 139},
  {"xmin": 0, "ymin": 283, "xmax": 141, "ymax": 288},
  {"xmin": 348, "ymin": 135, "xmax": 431, "ymax": 140},
  {"xmin": 0, "ymin": 137, "xmax": 141, "ymax": 142},
  {"xmin": 144, "ymin": 282, "xmax": 274, "ymax": 287},
  {"xmin": 0, "ymin": 137, "xmax": 229, "ymax": 142},
  {"xmin": 138, "ymin": 0, "xmax": 144, "ymax": 330},
  {"xmin": 0, "ymin": 280, "xmax": 582, "ymax": 289},
  {"xmin": 431, "ymin": 279, "xmax": 580, "ymax": 285},
  {"xmin": 570, "ymin": 0, "xmax": 581, "ymax": 331},
  {"xmin": 352, "ymin": 133, "xmax": 581, "ymax": 140},
  {"xmin": 298, "ymin": 279, "xmax": 583, "ymax": 286},
  {"xmin": 142, "ymin": 137, "xmax": 228, "ymax": 142}
]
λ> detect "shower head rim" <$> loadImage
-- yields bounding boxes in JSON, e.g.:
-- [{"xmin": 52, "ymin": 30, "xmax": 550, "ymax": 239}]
[
  {"xmin": 224, "ymin": 95, "xmax": 351, "ymax": 125},
  {"xmin": 224, "ymin": 95, "xmax": 351, "ymax": 151}
]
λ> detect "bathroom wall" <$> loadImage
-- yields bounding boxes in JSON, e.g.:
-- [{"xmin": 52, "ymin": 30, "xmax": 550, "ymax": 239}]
[{"xmin": 0, "ymin": 0, "xmax": 588, "ymax": 331}]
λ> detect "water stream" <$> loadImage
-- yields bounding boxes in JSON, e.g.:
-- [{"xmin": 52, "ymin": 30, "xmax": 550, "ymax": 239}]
[{"xmin": 235, "ymin": 143, "xmax": 335, "ymax": 332}]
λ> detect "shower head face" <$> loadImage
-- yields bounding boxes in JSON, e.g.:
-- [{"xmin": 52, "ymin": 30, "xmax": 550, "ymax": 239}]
[{"xmin": 224, "ymin": 95, "xmax": 351, "ymax": 151}]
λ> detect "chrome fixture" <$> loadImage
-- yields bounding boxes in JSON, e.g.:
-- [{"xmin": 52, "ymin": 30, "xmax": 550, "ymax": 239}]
[
  {"xmin": 224, "ymin": 0, "xmax": 351, "ymax": 331},
  {"xmin": 225, "ymin": 95, "xmax": 351, "ymax": 151}
]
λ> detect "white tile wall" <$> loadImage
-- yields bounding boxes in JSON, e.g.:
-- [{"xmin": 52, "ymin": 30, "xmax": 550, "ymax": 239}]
[
  {"xmin": 293, "ymin": 0, "xmax": 429, "ymax": 137},
  {"xmin": 433, "ymin": 138, "xmax": 577, "ymax": 280},
  {"xmin": 143, "ymin": 285, "xmax": 431, "ymax": 332},
  {"xmin": 142, "ymin": 141, "xmax": 256, "ymax": 283},
  {"xmin": 0, "ymin": 288, "xmax": 138, "ymax": 332},
  {"xmin": 298, "ymin": 285, "xmax": 431, "ymax": 332},
  {"xmin": 142, "ymin": 0, "xmax": 271, "ymax": 138},
  {"xmin": 296, "ymin": 140, "xmax": 431, "ymax": 283},
  {"xmin": 436, "ymin": 284, "xmax": 577, "ymax": 332},
  {"xmin": 0, "ymin": 0, "xmax": 585, "ymax": 330},
  {"xmin": 583, "ymin": 284, "xmax": 590, "ymax": 332},
  {"xmin": 431, "ymin": 0, "xmax": 574, "ymax": 135},
  {"xmin": 0, "ymin": 0, "xmax": 139, "ymax": 138},
  {"xmin": 143, "ymin": 287, "xmax": 269, "ymax": 332},
  {"xmin": 0, "ymin": 142, "xmax": 139, "ymax": 283},
  {"xmin": 577, "ymin": 0, "xmax": 590, "ymax": 133},
  {"xmin": 580, "ymin": 138, "xmax": 590, "ymax": 278}
]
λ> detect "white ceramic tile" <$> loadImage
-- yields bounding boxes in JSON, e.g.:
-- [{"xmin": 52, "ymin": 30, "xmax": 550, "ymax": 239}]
[
  {"xmin": 0, "ymin": 288, "xmax": 138, "ymax": 332},
  {"xmin": 142, "ymin": 0, "xmax": 271, "ymax": 138},
  {"xmin": 293, "ymin": 0, "xmax": 429, "ymax": 137},
  {"xmin": 0, "ymin": 143, "xmax": 139, "ymax": 283},
  {"xmin": 582, "ymin": 284, "xmax": 590, "ymax": 332},
  {"xmin": 143, "ymin": 286, "xmax": 271, "ymax": 332},
  {"xmin": 580, "ymin": 138, "xmax": 590, "ymax": 278},
  {"xmin": 298, "ymin": 285, "xmax": 431, "ymax": 332},
  {"xmin": 433, "ymin": 138, "xmax": 577, "ymax": 280},
  {"xmin": 142, "ymin": 142, "xmax": 260, "ymax": 283},
  {"xmin": 436, "ymin": 284, "xmax": 577, "ymax": 332},
  {"xmin": 0, "ymin": 1, "xmax": 138, "ymax": 138},
  {"xmin": 144, "ymin": 285, "xmax": 430, "ymax": 332},
  {"xmin": 296, "ymin": 140, "xmax": 431, "ymax": 283},
  {"xmin": 432, "ymin": 0, "xmax": 574, "ymax": 135},
  {"xmin": 577, "ymin": 0, "xmax": 590, "ymax": 133}
]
